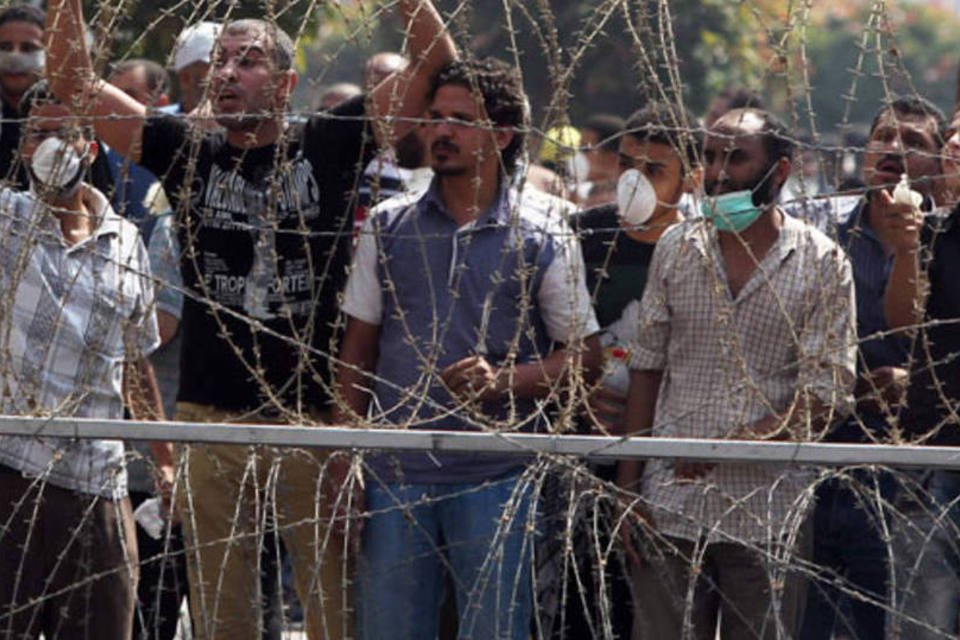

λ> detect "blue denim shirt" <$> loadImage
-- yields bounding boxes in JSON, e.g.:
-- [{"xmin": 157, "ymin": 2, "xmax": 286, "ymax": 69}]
[{"xmin": 360, "ymin": 181, "xmax": 582, "ymax": 483}]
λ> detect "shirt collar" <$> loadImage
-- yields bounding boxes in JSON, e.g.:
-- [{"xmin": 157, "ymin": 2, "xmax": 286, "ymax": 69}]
[
  {"xmin": 686, "ymin": 207, "xmax": 803, "ymax": 260},
  {"xmin": 422, "ymin": 175, "xmax": 513, "ymax": 228},
  {"xmin": 33, "ymin": 184, "xmax": 123, "ymax": 246}
]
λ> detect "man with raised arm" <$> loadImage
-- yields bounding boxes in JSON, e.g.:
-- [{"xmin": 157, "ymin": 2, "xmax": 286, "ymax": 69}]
[
  {"xmin": 44, "ymin": 1, "xmax": 456, "ymax": 638},
  {"xmin": 881, "ymin": 116, "xmax": 960, "ymax": 640},
  {"xmin": 621, "ymin": 108, "xmax": 857, "ymax": 640},
  {"xmin": 336, "ymin": 58, "xmax": 601, "ymax": 638}
]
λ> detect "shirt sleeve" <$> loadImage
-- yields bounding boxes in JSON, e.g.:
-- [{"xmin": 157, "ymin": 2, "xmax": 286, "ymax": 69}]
[
  {"xmin": 627, "ymin": 229, "xmax": 674, "ymax": 371},
  {"xmin": 537, "ymin": 217, "xmax": 600, "ymax": 344},
  {"xmin": 124, "ymin": 232, "xmax": 162, "ymax": 359},
  {"xmin": 797, "ymin": 245, "xmax": 858, "ymax": 413},
  {"xmin": 341, "ymin": 214, "xmax": 383, "ymax": 325},
  {"xmin": 304, "ymin": 95, "xmax": 376, "ymax": 194},
  {"xmin": 146, "ymin": 213, "xmax": 183, "ymax": 321},
  {"xmin": 137, "ymin": 115, "xmax": 191, "ymax": 184}
]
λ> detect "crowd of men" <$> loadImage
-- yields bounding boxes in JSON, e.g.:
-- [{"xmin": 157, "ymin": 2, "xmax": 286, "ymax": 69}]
[{"xmin": 0, "ymin": 0, "xmax": 957, "ymax": 639}]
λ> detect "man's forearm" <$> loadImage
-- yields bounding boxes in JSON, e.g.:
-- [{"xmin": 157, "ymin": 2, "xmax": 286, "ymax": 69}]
[
  {"xmin": 736, "ymin": 391, "xmax": 835, "ymax": 440},
  {"xmin": 45, "ymin": 0, "xmax": 93, "ymax": 103},
  {"xmin": 398, "ymin": 0, "xmax": 457, "ymax": 75},
  {"xmin": 371, "ymin": 0, "xmax": 457, "ymax": 147},
  {"xmin": 616, "ymin": 370, "xmax": 663, "ymax": 491},
  {"xmin": 885, "ymin": 248, "xmax": 925, "ymax": 330},
  {"xmin": 123, "ymin": 358, "xmax": 174, "ymax": 471},
  {"xmin": 332, "ymin": 318, "xmax": 381, "ymax": 426},
  {"xmin": 504, "ymin": 335, "xmax": 602, "ymax": 400}
]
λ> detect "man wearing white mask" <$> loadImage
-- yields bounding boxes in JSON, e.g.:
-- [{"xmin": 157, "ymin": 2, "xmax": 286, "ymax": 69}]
[
  {"xmin": 0, "ymin": 83, "xmax": 174, "ymax": 639},
  {"xmin": 621, "ymin": 108, "xmax": 857, "ymax": 640},
  {"xmin": 577, "ymin": 102, "xmax": 702, "ymax": 435},
  {"xmin": 554, "ymin": 101, "xmax": 701, "ymax": 640},
  {"xmin": 0, "ymin": 4, "xmax": 44, "ymax": 185}
]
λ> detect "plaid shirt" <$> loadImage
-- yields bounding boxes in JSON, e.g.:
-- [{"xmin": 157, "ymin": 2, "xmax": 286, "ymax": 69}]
[
  {"xmin": 629, "ymin": 213, "xmax": 857, "ymax": 543},
  {"xmin": 0, "ymin": 186, "xmax": 159, "ymax": 499}
]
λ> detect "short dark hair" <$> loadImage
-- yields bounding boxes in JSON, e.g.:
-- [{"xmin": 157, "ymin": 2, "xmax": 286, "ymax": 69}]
[
  {"xmin": 716, "ymin": 85, "xmax": 766, "ymax": 111},
  {"xmin": 716, "ymin": 107, "xmax": 795, "ymax": 165},
  {"xmin": 624, "ymin": 102, "xmax": 702, "ymax": 166},
  {"xmin": 582, "ymin": 114, "xmax": 624, "ymax": 153},
  {"xmin": 869, "ymin": 95, "xmax": 946, "ymax": 147},
  {"xmin": 0, "ymin": 4, "xmax": 43, "ymax": 31},
  {"xmin": 427, "ymin": 58, "xmax": 528, "ymax": 174},
  {"xmin": 222, "ymin": 19, "xmax": 295, "ymax": 72},
  {"xmin": 108, "ymin": 59, "xmax": 171, "ymax": 98}
]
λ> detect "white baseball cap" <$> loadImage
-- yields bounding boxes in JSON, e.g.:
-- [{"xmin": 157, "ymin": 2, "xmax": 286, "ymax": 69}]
[{"xmin": 172, "ymin": 21, "xmax": 221, "ymax": 72}]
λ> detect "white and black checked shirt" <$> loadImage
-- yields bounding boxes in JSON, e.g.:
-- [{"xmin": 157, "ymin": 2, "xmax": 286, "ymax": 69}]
[
  {"xmin": 0, "ymin": 186, "xmax": 159, "ymax": 499},
  {"xmin": 629, "ymin": 213, "xmax": 857, "ymax": 543}
]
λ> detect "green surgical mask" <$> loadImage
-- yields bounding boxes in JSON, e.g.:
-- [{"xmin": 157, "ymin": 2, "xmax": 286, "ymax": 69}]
[{"xmin": 700, "ymin": 190, "xmax": 763, "ymax": 232}]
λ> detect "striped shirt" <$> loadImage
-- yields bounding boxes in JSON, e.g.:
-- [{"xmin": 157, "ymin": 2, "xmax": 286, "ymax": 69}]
[
  {"xmin": 629, "ymin": 213, "xmax": 857, "ymax": 543},
  {"xmin": 0, "ymin": 186, "xmax": 159, "ymax": 498}
]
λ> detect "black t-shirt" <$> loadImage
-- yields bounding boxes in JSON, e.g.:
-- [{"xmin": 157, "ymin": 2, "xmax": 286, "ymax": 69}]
[
  {"xmin": 575, "ymin": 204, "xmax": 657, "ymax": 328},
  {"xmin": 901, "ymin": 211, "xmax": 960, "ymax": 445},
  {"xmin": 140, "ymin": 96, "xmax": 374, "ymax": 411}
]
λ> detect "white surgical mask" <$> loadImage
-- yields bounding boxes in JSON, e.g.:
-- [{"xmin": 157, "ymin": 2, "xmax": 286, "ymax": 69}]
[
  {"xmin": 616, "ymin": 169, "xmax": 657, "ymax": 227},
  {"xmin": 567, "ymin": 151, "xmax": 590, "ymax": 183},
  {"xmin": 29, "ymin": 137, "xmax": 87, "ymax": 199},
  {"xmin": 0, "ymin": 50, "xmax": 44, "ymax": 75}
]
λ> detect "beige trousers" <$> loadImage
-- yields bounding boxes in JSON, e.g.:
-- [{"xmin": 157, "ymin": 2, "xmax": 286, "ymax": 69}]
[{"xmin": 175, "ymin": 402, "xmax": 351, "ymax": 640}]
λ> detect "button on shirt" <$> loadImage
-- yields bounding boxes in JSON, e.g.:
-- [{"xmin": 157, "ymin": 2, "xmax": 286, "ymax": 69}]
[
  {"xmin": 0, "ymin": 186, "xmax": 160, "ymax": 499},
  {"xmin": 342, "ymin": 179, "xmax": 598, "ymax": 484},
  {"xmin": 629, "ymin": 214, "xmax": 857, "ymax": 543}
]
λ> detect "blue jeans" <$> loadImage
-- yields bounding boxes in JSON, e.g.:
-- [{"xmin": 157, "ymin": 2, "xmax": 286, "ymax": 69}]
[
  {"xmin": 888, "ymin": 469, "xmax": 960, "ymax": 640},
  {"xmin": 800, "ymin": 472, "xmax": 894, "ymax": 640},
  {"xmin": 356, "ymin": 473, "xmax": 535, "ymax": 640}
]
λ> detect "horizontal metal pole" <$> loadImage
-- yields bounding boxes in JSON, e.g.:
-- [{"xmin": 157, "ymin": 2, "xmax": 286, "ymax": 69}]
[{"xmin": 0, "ymin": 415, "xmax": 958, "ymax": 468}]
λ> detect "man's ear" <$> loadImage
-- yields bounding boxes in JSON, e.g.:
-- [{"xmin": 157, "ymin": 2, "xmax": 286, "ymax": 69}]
[
  {"xmin": 683, "ymin": 164, "xmax": 703, "ymax": 193},
  {"xmin": 274, "ymin": 70, "xmax": 298, "ymax": 105},
  {"xmin": 772, "ymin": 155, "xmax": 793, "ymax": 189},
  {"xmin": 495, "ymin": 126, "xmax": 514, "ymax": 153}
]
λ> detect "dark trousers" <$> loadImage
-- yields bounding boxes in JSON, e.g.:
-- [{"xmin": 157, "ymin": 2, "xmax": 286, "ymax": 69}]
[
  {"xmin": 0, "ymin": 463, "xmax": 138, "ymax": 639},
  {"xmin": 888, "ymin": 469, "xmax": 960, "ymax": 640},
  {"xmin": 632, "ymin": 529, "xmax": 810, "ymax": 640},
  {"xmin": 799, "ymin": 474, "xmax": 892, "ymax": 640},
  {"xmin": 130, "ymin": 491, "xmax": 190, "ymax": 640}
]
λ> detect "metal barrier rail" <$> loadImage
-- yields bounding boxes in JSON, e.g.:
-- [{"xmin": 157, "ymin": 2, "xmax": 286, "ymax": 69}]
[{"xmin": 0, "ymin": 415, "xmax": 959, "ymax": 469}]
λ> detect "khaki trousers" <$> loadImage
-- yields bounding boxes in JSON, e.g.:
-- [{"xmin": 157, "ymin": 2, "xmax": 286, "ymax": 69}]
[{"xmin": 175, "ymin": 402, "xmax": 350, "ymax": 640}]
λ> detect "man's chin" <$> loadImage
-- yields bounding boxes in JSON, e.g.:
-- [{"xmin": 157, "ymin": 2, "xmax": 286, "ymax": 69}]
[
  {"xmin": 432, "ymin": 164, "xmax": 468, "ymax": 177},
  {"xmin": 214, "ymin": 111, "xmax": 266, "ymax": 132}
]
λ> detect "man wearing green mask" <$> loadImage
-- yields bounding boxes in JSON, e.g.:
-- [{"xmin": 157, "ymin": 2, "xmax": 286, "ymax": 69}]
[{"xmin": 619, "ymin": 108, "xmax": 858, "ymax": 640}]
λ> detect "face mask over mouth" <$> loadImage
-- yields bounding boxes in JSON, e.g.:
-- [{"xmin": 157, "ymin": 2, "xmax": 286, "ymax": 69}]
[
  {"xmin": 0, "ymin": 50, "xmax": 44, "ymax": 75},
  {"xmin": 700, "ymin": 161, "xmax": 780, "ymax": 233},
  {"xmin": 616, "ymin": 168, "xmax": 657, "ymax": 228},
  {"xmin": 29, "ymin": 136, "xmax": 89, "ymax": 201}
]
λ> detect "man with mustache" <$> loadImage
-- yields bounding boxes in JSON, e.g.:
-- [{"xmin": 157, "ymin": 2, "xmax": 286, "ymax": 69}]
[
  {"xmin": 622, "ymin": 108, "xmax": 856, "ymax": 640},
  {"xmin": 44, "ymin": 0, "xmax": 456, "ymax": 637},
  {"xmin": 882, "ymin": 107, "xmax": 960, "ymax": 640},
  {"xmin": 797, "ymin": 95, "xmax": 945, "ymax": 640},
  {"xmin": 336, "ymin": 58, "xmax": 601, "ymax": 638}
]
